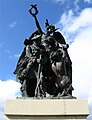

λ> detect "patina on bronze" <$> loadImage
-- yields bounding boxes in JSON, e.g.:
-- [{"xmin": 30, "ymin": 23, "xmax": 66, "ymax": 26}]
[{"xmin": 14, "ymin": 4, "xmax": 76, "ymax": 99}]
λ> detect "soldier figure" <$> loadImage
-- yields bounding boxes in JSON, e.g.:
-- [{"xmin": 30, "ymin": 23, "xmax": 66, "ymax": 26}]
[{"xmin": 14, "ymin": 4, "xmax": 74, "ymax": 98}]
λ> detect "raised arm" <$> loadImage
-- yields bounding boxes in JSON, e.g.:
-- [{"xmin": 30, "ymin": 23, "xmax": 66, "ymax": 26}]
[{"xmin": 29, "ymin": 4, "xmax": 44, "ymax": 35}]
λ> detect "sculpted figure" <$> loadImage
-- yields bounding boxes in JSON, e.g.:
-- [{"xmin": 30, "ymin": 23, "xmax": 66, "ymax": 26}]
[
  {"xmin": 14, "ymin": 4, "xmax": 75, "ymax": 98},
  {"xmin": 14, "ymin": 33, "xmax": 47, "ymax": 97},
  {"xmin": 42, "ymin": 24, "xmax": 71, "ymax": 96}
]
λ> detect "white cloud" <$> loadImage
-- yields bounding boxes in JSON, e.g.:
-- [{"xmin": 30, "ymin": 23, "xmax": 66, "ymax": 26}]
[
  {"xmin": 56, "ymin": 8, "xmax": 92, "ymax": 43},
  {"xmin": 9, "ymin": 21, "xmax": 17, "ymax": 28},
  {"xmin": 74, "ymin": 0, "xmax": 79, "ymax": 12},
  {"xmin": 56, "ymin": 7, "xmax": 92, "ymax": 120},
  {"xmin": 0, "ymin": 111, "xmax": 6, "ymax": 120},
  {"xmin": 68, "ymin": 8, "xmax": 92, "ymax": 32},
  {"xmin": 56, "ymin": 0, "xmax": 66, "ymax": 3},
  {"xmin": 69, "ymin": 26, "xmax": 92, "ymax": 98},
  {"xmin": 55, "ymin": 0, "xmax": 92, "ymax": 4},
  {"xmin": 0, "ymin": 80, "xmax": 21, "ymax": 120},
  {"xmin": 52, "ymin": 0, "xmax": 80, "ymax": 12},
  {"xmin": 56, "ymin": 9, "xmax": 76, "ymax": 43},
  {"xmin": 84, "ymin": 0, "xmax": 92, "ymax": 3}
]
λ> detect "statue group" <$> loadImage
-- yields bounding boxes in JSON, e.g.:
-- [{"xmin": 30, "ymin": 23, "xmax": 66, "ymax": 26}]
[{"xmin": 14, "ymin": 4, "xmax": 75, "ymax": 99}]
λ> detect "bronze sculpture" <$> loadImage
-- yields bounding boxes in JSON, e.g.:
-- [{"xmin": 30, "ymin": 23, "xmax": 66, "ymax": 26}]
[{"xmin": 14, "ymin": 4, "xmax": 75, "ymax": 99}]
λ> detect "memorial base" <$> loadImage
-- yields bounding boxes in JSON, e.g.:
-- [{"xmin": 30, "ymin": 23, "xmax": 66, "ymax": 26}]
[{"xmin": 5, "ymin": 99, "xmax": 89, "ymax": 120}]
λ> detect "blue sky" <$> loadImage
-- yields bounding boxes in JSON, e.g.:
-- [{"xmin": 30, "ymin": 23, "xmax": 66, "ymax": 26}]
[
  {"xmin": 0, "ymin": 0, "xmax": 92, "ymax": 80},
  {"xmin": 0, "ymin": 0, "xmax": 92, "ymax": 120},
  {"xmin": 0, "ymin": 0, "xmax": 68, "ymax": 80}
]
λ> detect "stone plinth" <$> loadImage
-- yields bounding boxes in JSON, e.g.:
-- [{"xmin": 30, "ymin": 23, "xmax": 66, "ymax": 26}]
[{"xmin": 5, "ymin": 99, "xmax": 89, "ymax": 120}]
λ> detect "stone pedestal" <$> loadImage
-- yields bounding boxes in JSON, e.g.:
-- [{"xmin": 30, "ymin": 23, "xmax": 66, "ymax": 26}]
[{"xmin": 5, "ymin": 99, "xmax": 89, "ymax": 120}]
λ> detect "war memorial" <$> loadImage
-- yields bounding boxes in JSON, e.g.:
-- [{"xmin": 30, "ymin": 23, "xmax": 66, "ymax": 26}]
[{"xmin": 5, "ymin": 4, "xmax": 89, "ymax": 120}]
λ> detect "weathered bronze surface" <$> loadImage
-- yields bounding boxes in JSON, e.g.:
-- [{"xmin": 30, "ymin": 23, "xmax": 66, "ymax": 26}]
[{"xmin": 14, "ymin": 4, "xmax": 75, "ymax": 99}]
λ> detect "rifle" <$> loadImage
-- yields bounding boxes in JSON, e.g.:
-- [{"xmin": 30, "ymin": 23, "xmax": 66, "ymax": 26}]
[{"xmin": 35, "ymin": 54, "xmax": 43, "ymax": 98}]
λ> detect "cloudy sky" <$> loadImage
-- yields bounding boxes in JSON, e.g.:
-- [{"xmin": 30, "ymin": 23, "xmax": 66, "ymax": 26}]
[{"xmin": 0, "ymin": 0, "xmax": 92, "ymax": 119}]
